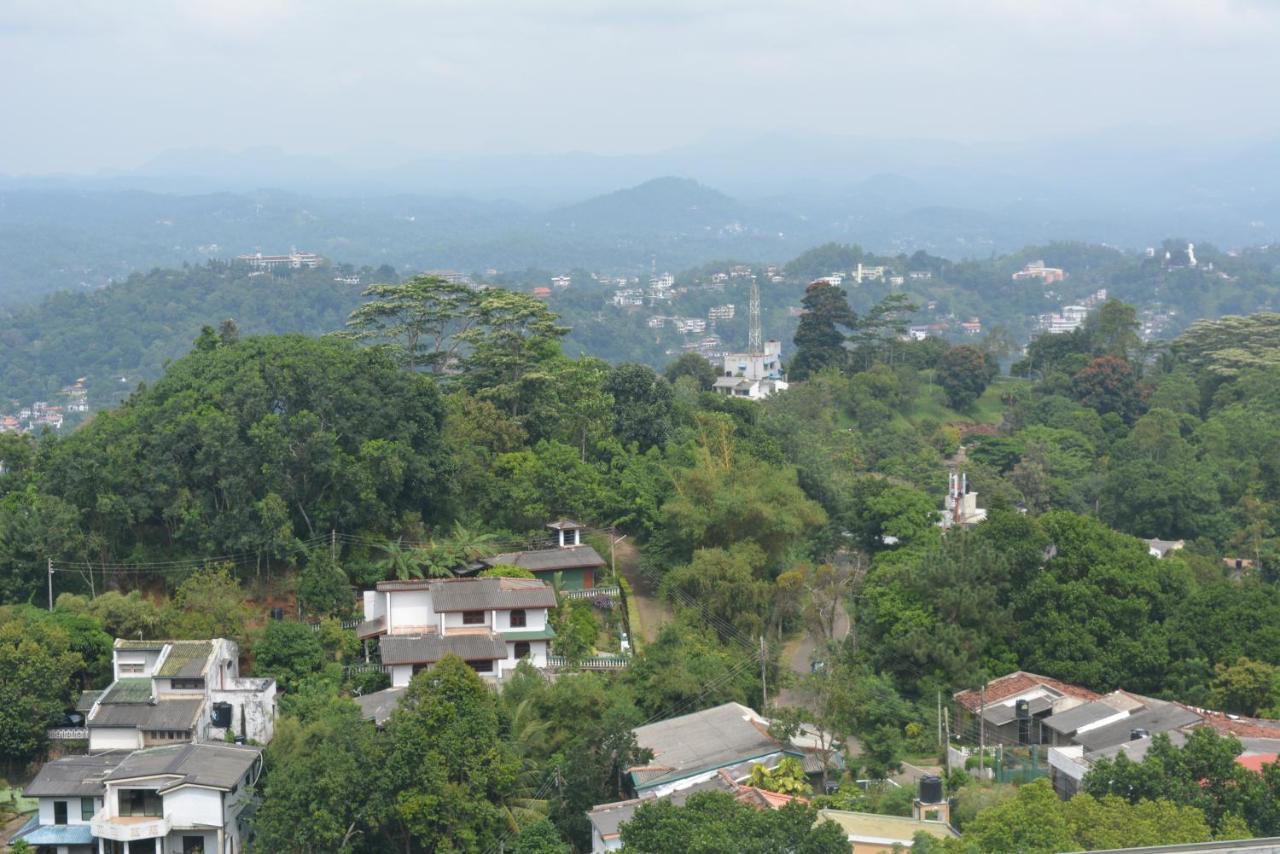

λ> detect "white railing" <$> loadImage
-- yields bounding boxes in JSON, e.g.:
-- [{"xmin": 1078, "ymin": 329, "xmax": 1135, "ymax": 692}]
[
  {"xmin": 47, "ymin": 726, "xmax": 88, "ymax": 740},
  {"xmin": 559, "ymin": 585, "xmax": 621, "ymax": 601},
  {"xmin": 547, "ymin": 654, "xmax": 629, "ymax": 670}
]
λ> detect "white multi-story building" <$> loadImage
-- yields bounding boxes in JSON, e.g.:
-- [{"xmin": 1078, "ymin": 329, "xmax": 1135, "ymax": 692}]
[
  {"xmin": 83, "ymin": 640, "xmax": 276, "ymax": 752},
  {"xmin": 358, "ymin": 576, "xmax": 557, "ymax": 685},
  {"xmin": 712, "ymin": 341, "xmax": 788, "ymax": 400},
  {"xmin": 707, "ymin": 304, "xmax": 735, "ymax": 321},
  {"xmin": 16, "ymin": 743, "xmax": 262, "ymax": 854},
  {"xmin": 235, "ymin": 250, "xmax": 321, "ymax": 270}
]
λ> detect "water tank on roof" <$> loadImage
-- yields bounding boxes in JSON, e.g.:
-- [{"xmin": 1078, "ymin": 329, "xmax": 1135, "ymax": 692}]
[
  {"xmin": 919, "ymin": 774, "xmax": 944, "ymax": 805},
  {"xmin": 211, "ymin": 702, "xmax": 233, "ymax": 729}
]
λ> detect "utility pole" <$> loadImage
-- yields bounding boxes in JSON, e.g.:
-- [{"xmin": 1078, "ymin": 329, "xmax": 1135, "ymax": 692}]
[
  {"xmin": 47, "ymin": 558, "xmax": 53, "ymax": 611},
  {"xmin": 760, "ymin": 635, "xmax": 768, "ymax": 710},
  {"xmin": 944, "ymin": 707, "xmax": 950, "ymax": 748},
  {"xmin": 937, "ymin": 691, "xmax": 943, "ymax": 749},
  {"xmin": 330, "ymin": 529, "xmax": 337, "ymax": 562},
  {"xmin": 978, "ymin": 681, "xmax": 987, "ymax": 778}
]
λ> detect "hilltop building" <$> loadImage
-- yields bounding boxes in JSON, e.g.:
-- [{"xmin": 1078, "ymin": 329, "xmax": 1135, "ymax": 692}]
[
  {"xmin": 939, "ymin": 471, "xmax": 986, "ymax": 529},
  {"xmin": 713, "ymin": 341, "xmax": 788, "ymax": 400},
  {"xmin": 235, "ymin": 250, "xmax": 321, "ymax": 270},
  {"xmin": 1012, "ymin": 260, "xmax": 1066, "ymax": 284}
]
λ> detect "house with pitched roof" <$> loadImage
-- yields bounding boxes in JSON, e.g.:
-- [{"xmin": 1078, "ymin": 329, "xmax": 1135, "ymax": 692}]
[
  {"xmin": 357, "ymin": 575, "xmax": 558, "ymax": 684},
  {"xmin": 13, "ymin": 751, "xmax": 128, "ymax": 853},
  {"xmin": 952, "ymin": 670, "xmax": 1101, "ymax": 746},
  {"xmin": 83, "ymin": 639, "xmax": 276, "ymax": 751},
  {"xmin": 13, "ymin": 744, "xmax": 262, "ymax": 854},
  {"xmin": 479, "ymin": 520, "xmax": 607, "ymax": 590}
]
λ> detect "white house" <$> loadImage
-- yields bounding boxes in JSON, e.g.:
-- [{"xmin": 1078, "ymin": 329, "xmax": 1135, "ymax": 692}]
[
  {"xmin": 358, "ymin": 576, "xmax": 558, "ymax": 685},
  {"xmin": 84, "ymin": 640, "xmax": 276, "ymax": 752},
  {"xmin": 16, "ymin": 744, "xmax": 261, "ymax": 854},
  {"xmin": 15, "ymin": 751, "xmax": 127, "ymax": 854},
  {"xmin": 713, "ymin": 341, "xmax": 788, "ymax": 400},
  {"xmin": 92, "ymin": 743, "xmax": 262, "ymax": 854}
]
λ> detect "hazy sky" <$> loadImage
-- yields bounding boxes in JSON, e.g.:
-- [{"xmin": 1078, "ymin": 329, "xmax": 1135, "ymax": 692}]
[{"xmin": 3, "ymin": 0, "xmax": 1279, "ymax": 174}]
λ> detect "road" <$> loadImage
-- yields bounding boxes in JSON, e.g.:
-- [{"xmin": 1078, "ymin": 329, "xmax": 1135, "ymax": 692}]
[{"xmin": 775, "ymin": 603, "xmax": 851, "ymax": 708}]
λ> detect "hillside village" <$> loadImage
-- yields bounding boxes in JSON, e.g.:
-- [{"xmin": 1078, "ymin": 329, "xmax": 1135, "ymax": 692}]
[{"xmin": 3, "ymin": 271, "xmax": 1280, "ymax": 854}]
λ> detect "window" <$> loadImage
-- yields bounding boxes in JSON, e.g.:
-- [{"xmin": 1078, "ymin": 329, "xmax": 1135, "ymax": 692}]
[
  {"xmin": 118, "ymin": 662, "xmax": 144, "ymax": 674},
  {"xmin": 171, "ymin": 678, "xmax": 204, "ymax": 690},
  {"xmin": 469, "ymin": 659, "xmax": 494, "ymax": 673},
  {"xmin": 514, "ymin": 642, "xmax": 531, "ymax": 660},
  {"xmin": 462, "ymin": 610, "xmax": 485, "ymax": 625},
  {"xmin": 81, "ymin": 796, "xmax": 95, "ymax": 820},
  {"xmin": 54, "ymin": 800, "xmax": 67, "ymax": 825},
  {"xmin": 119, "ymin": 789, "xmax": 162, "ymax": 817},
  {"xmin": 509, "ymin": 609, "xmax": 527, "ymax": 628}
]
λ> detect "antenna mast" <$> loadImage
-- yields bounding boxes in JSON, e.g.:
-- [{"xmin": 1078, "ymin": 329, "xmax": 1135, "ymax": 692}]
[{"xmin": 749, "ymin": 276, "xmax": 762, "ymax": 353}]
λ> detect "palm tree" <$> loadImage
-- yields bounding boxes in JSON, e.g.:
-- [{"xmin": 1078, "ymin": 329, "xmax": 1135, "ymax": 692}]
[
  {"xmin": 376, "ymin": 538, "xmax": 426, "ymax": 581},
  {"xmin": 448, "ymin": 521, "xmax": 499, "ymax": 562}
]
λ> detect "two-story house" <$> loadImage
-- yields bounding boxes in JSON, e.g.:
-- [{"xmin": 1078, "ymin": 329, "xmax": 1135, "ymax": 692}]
[
  {"xmin": 357, "ymin": 576, "xmax": 557, "ymax": 685},
  {"xmin": 15, "ymin": 744, "xmax": 262, "ymax": 854},
  {"xmin": 91, "ymin": 742, "xmax": 263, "ymax": 854},
  {"xmin": 83, "ymin": 640, "xmax": 276, "ymax": 752}
]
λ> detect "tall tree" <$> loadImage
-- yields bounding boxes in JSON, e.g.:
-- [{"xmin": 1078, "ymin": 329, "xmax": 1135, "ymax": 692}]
[
  {"xmin": 343, "ymin": 275, "xmax": 482, "ymax": 373},
  {"xmin": 790, "ymin": 281, "xmax": 856, "ymax": 380},
  {"xmin": 937, "ymin": 345, "xmax": 995, "ymax": 411}
]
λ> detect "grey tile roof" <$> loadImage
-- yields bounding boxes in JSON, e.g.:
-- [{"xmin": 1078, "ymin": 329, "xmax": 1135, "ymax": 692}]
[
  {"xmin": 588, "ymin": 777, "xmax": 732, "ymax": 840},
  {"xmin": 101, "ymin": 678, "xmax": 154, "ymax": 704},
  {"xmin": 354, "ymin": 687, "xmax": 406, "ymax": 726},
  {"xmin": 106, "ymin": 743, "xmax": 262, "ymax": 791},
  {"xmin": 88, "ymin": 697, "xmax": 204, "ymax": 731},
  {"xmin": 375, "ymin": 578, "xmax": 434, "ymax": 592},
  {"xmin": 630, "ymin": 703, "xmax": 782, "ymax": 790},
  {"xmin": 114, "ymin": 640, "xmax": 165, "ymax": 651},
  {"xmin": 1074, "ymin": 702, "xmax": 1203, "ymax": 753},
  {"xmin": 546, "ymin": 519, "xmax": 585, "ymax": 531},
  {"xmin": 379, "ymin": 633, "xmax": 507, "ymax": 665},
  {"xmin": 25, "ymin": 751, "xmax": 131, "ymax": 797},
  {"xmin": 76, "ymin": 690, "xmax": 103, "ymax": 713},
  {"xmin": 431, "ymin": 577, "xmax": 556, "ymax": 612},
  {"xmin": 156, "ymin": 641, "xmax": 213, "ymax": 678},
  {"xmin": 483, "ymin": 545, "xmax": 605, "ymax": 573}
]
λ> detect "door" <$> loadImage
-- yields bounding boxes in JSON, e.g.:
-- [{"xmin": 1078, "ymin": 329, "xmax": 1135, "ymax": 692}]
[{"xmin": 183, "ymin": 835, "xmax": 207, "ymax": 854}]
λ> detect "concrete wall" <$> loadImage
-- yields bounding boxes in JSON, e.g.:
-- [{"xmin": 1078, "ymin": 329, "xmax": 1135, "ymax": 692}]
[
  {"xmin": 162, "ymin": 829, "xmax": 214, "ymax": 854},
  {"xmin": 388, "ymin": 590, "xmax": 435, "ymax": 632},
  {"xmin": 38, "ymin": 795, "xmax": 100, "ymax": 826},
  {"xmin": 90, "ymin": 727, "xmax": 143, "ymax": 751},
  {"xmin": 114, "ymin": 649, "xmax": 163, "ymax": 679},
  {"xmin": 165, "ymin": 787, "xmax": 223, "ymax": 828},
  {"xmin": 501, "ymin": 640, "xmax": 548, "ymax": 672},
  {"xmin": 494, "ymin": 608, "xmax": 549, "ymax": 632},
  {"xmin": 390, "ymin": 664, "xmax": 414, "ymax": 688},
  {"xmin": 441, "ymin": 610, "xmax": 490, "ymax": 632},
  {"xmin": 209, "ymin": 681, "xmax": 276, "ymax": 744},
  {"xmin": 362, "ymin": 590, "xmax": 384, "ymax": 621}
]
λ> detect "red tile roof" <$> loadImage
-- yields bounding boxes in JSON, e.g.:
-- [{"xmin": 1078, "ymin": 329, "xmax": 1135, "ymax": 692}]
[
  {"xmin": 1185, "ymin": 707, "xmax": 1280, "ymax": 739},
  {"xmin": 953, "ymin": 671, "xmax": 1101, "ymax": 712},
  {"xmin": 1236, "ymin": 753, "xmax": 1279, "ymax": 775}
]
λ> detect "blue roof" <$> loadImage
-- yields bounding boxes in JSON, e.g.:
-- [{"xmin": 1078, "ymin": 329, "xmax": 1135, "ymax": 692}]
[{"xmin": 15, "ymin": 818, "xmax": 96, "ymax": 845}]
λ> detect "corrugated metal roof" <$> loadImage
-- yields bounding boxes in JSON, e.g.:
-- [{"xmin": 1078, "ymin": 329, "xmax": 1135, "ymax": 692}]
[
  {"xmin": 379, "ymin": 634, "xmax": 507, "ymax": 665},
  {"xmin": 630, "ymin": 703, "xmax": 782, "ymax": 791},
  {"xmin": 431, "ymin": 577, "xmax": 556, "ymax": 612},
  {"xmin": 483, "ymin": 546, "xmax": 606, "ymax": 573},
  {"xmin": 89, "ymin": 697, "xmax": 203, "ymax": 731},
  {"xmin": 114, "ymin": 639, "xmax": 165, "ymax": 650},
  {"xmin": 156, "ymin": 641, "xmax": 213, "ymax": 678},
  {"xmin": 107, "ymin": 743, "xmax": 262, "ymax": 791},
  {"xmin": 76, "ymin": 689, "xmax": 103, "ymax": 712},
  {"xmin": 25, "ymin": 751, "xmax": 131, "ymax": 797}
]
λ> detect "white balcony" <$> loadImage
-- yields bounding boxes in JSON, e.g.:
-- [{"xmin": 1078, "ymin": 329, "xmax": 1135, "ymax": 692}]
[{"xmin": 92, "ymin": 810, "xmax": 171, "ymax": 841}]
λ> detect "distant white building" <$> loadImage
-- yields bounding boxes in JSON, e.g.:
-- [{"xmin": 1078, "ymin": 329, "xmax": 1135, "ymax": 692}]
[
  {"xmin": 236, "ymin": 250, "xmax": 321, "ymax": 270},
  {"xmin": 939, "ymin": 471, "xmax": 987, "ymax": 529},
  {"xmin": 712, "ymin": 341, "xmax": 788, "ymax": 400},
  {"xmin": 552, "ymin": 275, "xmax": 572, "ymax": 290},
  {"xmin": 708, "ymin": 304, "xmax": 735, "ymax": 321}
]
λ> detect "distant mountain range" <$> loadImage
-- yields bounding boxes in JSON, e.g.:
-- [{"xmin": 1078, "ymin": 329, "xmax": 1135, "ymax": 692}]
[{"xmin": 2, "ymin": 130, "xmax": 1280, "ymax": 304}]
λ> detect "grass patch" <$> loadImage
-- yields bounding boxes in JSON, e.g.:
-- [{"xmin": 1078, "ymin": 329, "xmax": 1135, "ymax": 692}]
[
  {"xmin": 905, "ymin": 375, "xmax": 1027, "ymax": 426},
  {"xmin": 0, "ymin": 786, "xmax": 38, "ymax": 814}
]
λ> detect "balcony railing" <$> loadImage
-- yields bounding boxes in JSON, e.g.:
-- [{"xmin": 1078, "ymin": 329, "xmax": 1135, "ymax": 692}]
[
  {"xmin": 92, "ymin": 810, "xmax": 171, "ymax": 841},
  {"xmin": 559, "ymin": 585, "xmax": 621, "ymax": 601}
]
